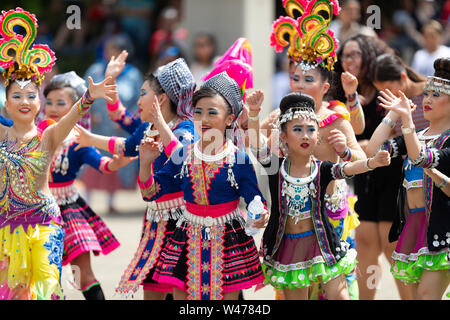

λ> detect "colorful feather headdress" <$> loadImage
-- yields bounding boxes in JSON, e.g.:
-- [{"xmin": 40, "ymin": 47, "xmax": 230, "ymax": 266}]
[
  {"xmin": 270, "ymin": 0, "xmax": 340, "ymax": 71},
  {"xmin": 0, "ymin": 7, "xmax": 56, "ymax": 88}
]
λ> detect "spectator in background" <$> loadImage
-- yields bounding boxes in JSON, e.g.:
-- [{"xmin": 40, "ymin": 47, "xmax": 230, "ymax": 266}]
[
  {"xmin": 329, "ymin": 0, "xmax": 376, "ymax": 43},
  {"xmin": 390, "ymin": 0, "xmax": 424, "ymax": 64},
  {"xmin": 190, "ymin": 32, "xmax": 218, "ymax": 85},
  {"xmin": 148, "ymin": 6, "xmax": 188, "ymax": 71},
  {"xmin": 82, "ymin": 34, "xmax": 143, "ymax": 214},
  {"xmin": 411, "ymin": 20, "xmax": 450, "ymax": 76},
  {"xmin": 115, "ymin": 0, "xmax": 155, "ymax": 67},
  {"xmin": 271, "ymin": 51, "xmax": 290, "ymax": 110}
]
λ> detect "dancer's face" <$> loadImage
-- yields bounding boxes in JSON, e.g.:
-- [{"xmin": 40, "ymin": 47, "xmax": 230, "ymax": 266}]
[
  {"xmin": 5, "ymin": 81, "xmax": 40, "ymax": 124},
  {"xmin": 422, "ymin": 90, "xmax": 450, "ymax": 122},
  {"xmin": 193, "ymin": 94, "xmax": 234, "ymax": 146},
  {"xmin": 44, "ymin": 88, "xmax": 75, "ymax": 122},
  {"xmin": 341, "ymin": 40, "xmax": 362, "ymax": 78},
  {"xmin": 280, "ymin": 117, "xmax": 319, "ymax": 157},
  {"xmin": 289, "ymin": 65, "xmax": 330, "ymax": 108},
  {"xmin": 137, "ymin": 80, "xmax": 160, "ymax": 122}
]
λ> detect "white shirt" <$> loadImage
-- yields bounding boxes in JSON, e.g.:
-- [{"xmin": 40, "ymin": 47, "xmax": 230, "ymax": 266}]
[{"xmin": 411, "ymin": 45, "xmax": 450, "ymax": 77}]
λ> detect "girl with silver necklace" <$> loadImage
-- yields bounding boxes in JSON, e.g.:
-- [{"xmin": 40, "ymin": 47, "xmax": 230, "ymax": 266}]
[{"xmin": 247, "ymin": 91, "xmax": 392, "ymax": 300}]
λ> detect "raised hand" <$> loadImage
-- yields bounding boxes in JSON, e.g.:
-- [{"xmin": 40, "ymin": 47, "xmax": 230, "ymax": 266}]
[
  {"xmin": 246, "ymin": 90, "xmax": 265, "ymax": 114},
  {"xmin": 328, "ymin": 129, "xmax": 347, "ymax": 155},
  {"xmin": 139, "ymin": 137, "xmax": 161, "ymax": 163},
  {"xmin": 73, "ymin": 124, "xmax": 93, "ymax": 151},
  {"xmin": 148, "ymin": 97, "xmax": 165, "ymax": 125},
  {"xmin": 371, "ymin": 150, "xmax": 391, "ymax": 168},
  {"xmin": 87, "ymin": 76, "xmax": 118, "ymax": 104},
  {"xmin": 378, "ymin": 89, "xmax": 415, "ymax": 120},
  {"xmin": 105, "ymin": 50, "xmax": 128, "ymax": 81},
  {"xmin": 108, "ymin": 154, "xmax": 138, "ymax": 171},
  {"xmin": 341, "ymin": 71, "xmax": 359, "ymax": 96}
]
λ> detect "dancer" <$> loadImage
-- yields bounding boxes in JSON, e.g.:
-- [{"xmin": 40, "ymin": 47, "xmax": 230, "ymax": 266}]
[
  {"xmin": 0, "ymin": 8, "xmax": 116, "ymax": 300},
  {"xmin": 138, "ymin": 72, "xmax": 268, "ymax": 300},
  {"xmin": 44, "ymin": 71, "xmax": 129, "ymax": 299},
  {"xmin": 264, "ymin": 0, "xmax": 365, "ymax": 299},
  {"xmin": 76, "ymin": 58, "xmax": 197, "ymax": 299},
  {"xmin": 334, "ymin": 35, "xmax": 414, "ymax": 299},
  {"xmin": 247, "ymin": 91, "xmax": 391, "ymax": 300},
  {"xmin": 366, "ymin": 57, "xmax": 450, "ymax": 299}
]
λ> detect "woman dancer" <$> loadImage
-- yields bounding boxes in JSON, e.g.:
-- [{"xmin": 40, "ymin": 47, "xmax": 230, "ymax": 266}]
[
  {"xmin": 44, "ymin": 71, "xmax": 129, "ymax": 299},
  {"xmin": 0, "ymin": 8, "xmax": 116, "ymax": 300},
  {"xmin": 366, "ymin": 57, "xmax": 450, "ymax": 299},
  {"xmin": 334, "ymin": 35, "xmax": 414, "ymax": 299},
  {"xmin": 247, "ymin": 91, "xmax": 391, "ymax": 300},
  {"xmin": 76, "ymin": 58, "xmax": 197, "ymax": 299},
  {"xmin": 138, "ymin": 72, "xmax": 268, "ymax": 300}
]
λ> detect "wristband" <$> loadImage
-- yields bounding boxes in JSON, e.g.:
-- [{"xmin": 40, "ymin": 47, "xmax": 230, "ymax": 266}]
[
  {"xmin": 382, "ymin": 117, "xmax": 395, "ymax": 129},
  {"xmin": 436, "ymin": 177, "xmax": 448, "ymax": 189},
  {"xmin": 108, "ymin": 136, "xmax": 118, "ymax": 154},
  {"xmin": 347, "ymin": 92, "xmax": 357, "ymax": 102},
  {"xmin": 107, "ymin": 98, "xmax": 120, "ymax": 111},
  {"xmin": 137, "ymin": 174, "xmax": 153, "ymax": 189},
  {"xmin": 248, "ymin": 114, "xmax": 260, "ymax": 121},
  {"xmin": 365, "ymin": 157, "xmax": 374, "ymax": 171},
  {"xmin": 102, "ymin": 158, "xmax": 113, "ymax": 173},
  {"xmin": 401, "ymin": 126, "xmax": 415, "ymax": 135},
  {"xmin": 164, "ymin": 139, "xmax": 178, "ymax": 157}
]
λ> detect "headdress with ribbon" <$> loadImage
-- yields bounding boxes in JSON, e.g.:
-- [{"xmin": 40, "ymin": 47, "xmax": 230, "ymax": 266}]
[
  {"xmin": 270, "ymin": 0, "xmax": 340, "ymax": 72},
  {"xmin": 0, "ymin": 7, "xmax": 56, "ymax": 88}
]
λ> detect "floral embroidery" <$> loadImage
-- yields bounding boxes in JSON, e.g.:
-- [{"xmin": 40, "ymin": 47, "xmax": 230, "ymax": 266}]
[{"xmin": 43, "ymin": 226, "xmax": 64, "ymax": 278}]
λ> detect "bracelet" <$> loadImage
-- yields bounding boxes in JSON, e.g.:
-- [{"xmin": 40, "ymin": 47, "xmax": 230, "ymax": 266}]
[
  {"xmin": 401, "ymin": 126, "xmax": 415, "ymax": 135},
  {"xmin": 347, "ymin": 92, "xmax": 357, "ymax": 102},
  {"xmin": 108, "ymin": 136, "xmax": 117, "ymax": 154},
  {"xmin": 107, "ymin": 99, "xmax": 120, "ymax": 111},
  {"xmin": 338, "ymin": 147, "xmax": 352, "ymax": 161},
  {"xmin": 365, "ymin": 157, "xmax": 374, "ymax": 171},
  {"xmin": 436, "ymin": 177, "xmax": 448, "ymax": 189},
  {"xmin": 382, "ymin": 117, "xmax": 395, "ymax": 129},
  {"xmin": 103, "ymin": 159, "xmax": 113, "ymax": 173},
  {"xmin": 248, "ymin": 112, "xmax": 260, "ymax": 121}
]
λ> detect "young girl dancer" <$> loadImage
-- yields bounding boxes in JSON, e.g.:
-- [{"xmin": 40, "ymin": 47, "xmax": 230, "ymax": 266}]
[
  {"xmin": 263, "ymin": 0, "xmax": 365, "ymax": 299},
  {"xmin": 43, "ymin": 71, "xmax": 129, "ymax": 299},
  {"xmin": 76, "ymin": 58, "xmax": 197, "ymax": 299},
  {"xmin": 247, "ymin": 91, "xmax": 391, "ymax": 300},
  {"xmin": 138, "ymin": 72, "xmax": 268, "ymax": 300},
  {"xmin": 366, "ymin": 57, "xmax": 450, "ymax": 299},
  {"xmin": 0, "ymin": 7, "xmax": 116, "ymax": 300}
]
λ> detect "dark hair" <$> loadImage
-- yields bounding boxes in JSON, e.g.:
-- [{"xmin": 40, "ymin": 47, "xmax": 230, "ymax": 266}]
[
  {"xmin": 433, "ymin": 57, "xmax": 450, "ymax": 80},
  {"xmin": 373, "ymin": 53, "xmax": 426, "ymax": 83},
  {"xmin": 4, "ymin": 62, "xmax": 39, "ymax": 97},
  {"xmin": 43, "ymin": 81, "xmax": 78, "ymax": 103},
  {"xmin": 279, "ymin": 92, "xmax": 316, "ymax": 131},
  {"xmin": 192, "ymin": 86, "xmax": 232, "ymax": 115},
  {"xmin": 144, "ymin": 73, "xmax": 177, "ymax": 114}
]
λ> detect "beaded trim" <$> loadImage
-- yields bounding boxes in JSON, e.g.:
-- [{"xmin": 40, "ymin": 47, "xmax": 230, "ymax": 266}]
[
  {"xmin": 425, "ymin": 76, "xmax": 450, "ymax": 96},
  {"xmin": 278, "ymin": 107, "xmax": 319, "ymax": 126}
]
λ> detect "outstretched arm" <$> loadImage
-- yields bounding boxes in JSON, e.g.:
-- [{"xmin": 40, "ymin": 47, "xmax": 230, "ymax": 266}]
[{"xmin": 342, "ymin": 149, "xmax": 391, "ymax": 176}]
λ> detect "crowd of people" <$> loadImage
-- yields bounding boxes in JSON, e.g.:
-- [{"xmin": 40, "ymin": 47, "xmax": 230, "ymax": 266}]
[{"xmin": 0, "ymin": 0, "xmax": 448, "ymax": 302}]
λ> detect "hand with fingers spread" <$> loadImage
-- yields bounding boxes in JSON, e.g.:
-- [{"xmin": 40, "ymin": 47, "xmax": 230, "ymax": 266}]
[
  {"xmin": 139, "ymin": 137, "xmax": 161, "ymax": 164},
  {"xmin": 105, "ymin": 50, "xmax": 128, "ymax": 82},
  {"xmin": 87, "ymin": 76, "xmax": 118, "ymax": 104},
  {"xmin": 73, "ymin": 124, "xmax": 94, "ymax": 151},
  {"xmin": 328, "ymin": 129, "xmax": 348, "ymax": 155},
  {"xmin": 246, "ymin": 90, "xmax": 265, "ymax": 115},
  {"xmin": 341, "ymin": 71, "xmax": 359, "ymax": 97},
  {"xmin": 378, "ymin": 89, "xmax": 416, "ymax": 121}
]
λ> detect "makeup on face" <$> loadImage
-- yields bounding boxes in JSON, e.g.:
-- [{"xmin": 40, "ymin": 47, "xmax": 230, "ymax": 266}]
[
  {"xmin": 6, "ymin": 82, "xmax": 40, "ymax": 119},
  {"xmin": 193, "ymin": 95, "xmax": 233, "ymax": 139},
  {"xmin": 45, "ymin": 88, "xmax": 74, "ymax": 122},
  {"xmin": 283, "ymin": 118, "xmax": 319, "ymax": 153}
]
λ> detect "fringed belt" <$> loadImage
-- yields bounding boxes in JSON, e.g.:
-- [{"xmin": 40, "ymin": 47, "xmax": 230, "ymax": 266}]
[
  {"xmin": 49, "ymin": 180, "xmax": 79, "ymax": 206},
  {"xmin": 176, "ymin": 199, "xmax": 244, "ymax": 239},
  {"xmin": 145, "ymin": 191, "xmax": 185, "ymax": 222}
]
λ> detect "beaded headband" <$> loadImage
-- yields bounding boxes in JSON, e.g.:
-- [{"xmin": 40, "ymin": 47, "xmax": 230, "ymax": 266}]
[
  {"xmin": 424, "ymin": 76, "xmax": 450, "ymax": 96},
  {"xmin": 0, "ymin": 8, "xmax": 56, "ymax": 87},
  {"xmin": 278, "ymin": 107, "xmax": 320, "ymax": 126},
  {"xmin": 270, "ymin": 0, "xmax": 340, "ymax": 72}
]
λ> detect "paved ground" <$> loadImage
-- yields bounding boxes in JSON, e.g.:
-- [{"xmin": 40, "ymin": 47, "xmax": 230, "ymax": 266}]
[{"xmin": 61, "ymin": 186, "xmax": 437, "ymax": 301}]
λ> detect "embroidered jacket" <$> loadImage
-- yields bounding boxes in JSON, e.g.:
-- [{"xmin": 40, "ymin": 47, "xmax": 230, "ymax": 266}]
[
  {"xmin": 139, "ymin": 141, "xmax": 265, "ymax": 212},
  {"xmin": 253, "ymin": 149, "xmax": 352, "ymax": 267},
  {"xmin": 381, "ymin": 129, "xmax": 450, "ymax": 253}
]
